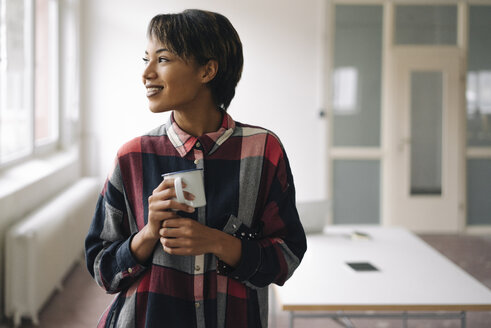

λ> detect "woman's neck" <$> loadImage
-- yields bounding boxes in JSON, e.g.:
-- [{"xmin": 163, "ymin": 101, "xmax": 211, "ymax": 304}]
[{"xmin": 173, "ymin": 104, "xmax": 223, "ymax": 137}]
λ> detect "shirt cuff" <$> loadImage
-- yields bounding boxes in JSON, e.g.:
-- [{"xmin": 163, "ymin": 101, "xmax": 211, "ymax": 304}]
[
  {"xmin": 223, "ymin": 239, "xmax": 261, "ymax": 282},
  {"xmin": 116, "ymin": 233, "xmax": 148, "ymax": 276}
]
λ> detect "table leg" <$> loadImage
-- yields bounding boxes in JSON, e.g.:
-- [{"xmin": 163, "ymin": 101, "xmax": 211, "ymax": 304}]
[
  {"xmin": 289, "ymin": 311, "xmax": 294, "ymax": 328},
  {"xmin": 461, "ymin": 311, "xmax": 466, "ymax": 328},
  {"xmin": 332, "ymin": 317, "xmax": 356, "ymax": 328},
  {"xmin": 270, "ymin": 287, "xmax": 277, "ymax": 328},
  {"xmin": 333, "ymin": 312, "xmax": 356, "ymax": 328},
  {"xmin": 403, "ymin": 311, "xmax": 408, "ymax": 328}
]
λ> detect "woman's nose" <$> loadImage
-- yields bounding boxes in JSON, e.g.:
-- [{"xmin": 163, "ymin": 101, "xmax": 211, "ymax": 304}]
[{"xmin": 142, "ymin": 63, "xmax": 157, "ymax": 81}]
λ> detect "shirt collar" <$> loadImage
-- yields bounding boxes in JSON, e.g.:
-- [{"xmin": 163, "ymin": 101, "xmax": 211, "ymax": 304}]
[{"xmin": 166, "ymin": 111, "xmax": 236, "ymax": 157}]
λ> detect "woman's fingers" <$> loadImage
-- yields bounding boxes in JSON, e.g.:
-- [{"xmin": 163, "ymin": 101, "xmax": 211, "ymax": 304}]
[
  {"xmin": 160, "ymin": 236, "xmax": 194, "ymax": 255},
  {"xmin": 147, "ymin": 179, "xmax": 196, "ymax": 239},
  {"xmin": 151, "ymin": 181, "xmax": 195, "ymax": 203},
  {"xmin": 161, "ymin": 218, "xmax": 189, "ymax": 228},
  {"xmin": 158, "ymin": 219, "xmax": 217, "ymax": 256},
  {"xmin": 153, "ymin": 178, "xmax": 177, "ymax": 193},
  {"xmin": 154, "ymin": 178, "xmax": 191, "ymax": 196},
  {"xmin": 149, "ymin": 199, "xmax": 195, "ymax": 213},
  {"xmin": 150, "ymin": 209, "xmax": 181, "ymax": 221},
  {"xmin": 159, "ymin": 226, "xmax": 179, "ymax": 238},
  {"xmin": 159, "ymin": 188, "xmax": 194, "ymax": 201},
  {"xmin": 148, "ymin": 182, "xmax": 195, "ymax": 212}
]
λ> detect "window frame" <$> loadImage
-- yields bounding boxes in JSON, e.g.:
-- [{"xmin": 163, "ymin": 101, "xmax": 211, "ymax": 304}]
[{"xmin": 0, "ymin": 0, "xmax": 62, "ymax": 169}]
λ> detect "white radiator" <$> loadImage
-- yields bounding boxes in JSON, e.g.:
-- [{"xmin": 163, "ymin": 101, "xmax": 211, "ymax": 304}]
[{"xmin": 4, "ymin": 177, "xmax": 100, "ymax": 326}]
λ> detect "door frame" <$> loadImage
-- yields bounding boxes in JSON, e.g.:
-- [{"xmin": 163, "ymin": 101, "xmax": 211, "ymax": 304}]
[{"xmin": 383, "ymin": 47, "xmax": 466, "ymax": 232}]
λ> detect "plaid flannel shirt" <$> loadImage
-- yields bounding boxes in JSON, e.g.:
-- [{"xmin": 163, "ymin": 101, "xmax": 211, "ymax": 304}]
[{"xmin": 85, "ymin": 112, "xmax": 307, "ymax": 328}]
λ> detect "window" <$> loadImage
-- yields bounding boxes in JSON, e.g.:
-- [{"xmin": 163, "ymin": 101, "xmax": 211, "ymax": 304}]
[
  {"xmin": 466, "ymin": 5, "xmax": 491, "ymax": 226},
  {"xmin": 0, "ymin": 0, "xmax": 61, "ymax": 165},
  {"xmin": 332, "ymin": 5, "xmax": 383, "ymax": 147},
  {"xmin": 394, "ymin": 5, "xmax": 458, "ymax": 45},
  {"xmin": 467, "ymin": 5, "xmax": 491, "ymax": 147},
  {"xmin": 329, "ymin": 4, "xmax": 383, "ymax": 225}
]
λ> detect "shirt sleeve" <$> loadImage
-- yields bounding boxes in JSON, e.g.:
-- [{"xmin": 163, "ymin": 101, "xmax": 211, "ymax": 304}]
[
  {"xmin": 222, "ymin": 136, "xmax": 307, "ymax": 288},
  {"xmin": 84, "ymin": 157, "xmax": 147, "ymax": 294}
]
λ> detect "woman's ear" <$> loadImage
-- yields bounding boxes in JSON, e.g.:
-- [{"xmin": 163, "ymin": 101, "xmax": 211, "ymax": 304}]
[{"xmin": 200, "ymin": 60, "xmax": 218, "ymax": 83}]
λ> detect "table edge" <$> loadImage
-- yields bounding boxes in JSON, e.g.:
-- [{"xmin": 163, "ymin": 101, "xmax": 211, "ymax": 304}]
[{"xmin": 282, "ymin": 304, "xmax": 491, "ymax": 312}]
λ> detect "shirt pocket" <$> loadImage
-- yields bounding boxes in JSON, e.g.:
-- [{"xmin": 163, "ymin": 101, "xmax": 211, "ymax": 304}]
[{"xmin": 222, "ymin": 214, "xmax": 262, "ymax": 241}]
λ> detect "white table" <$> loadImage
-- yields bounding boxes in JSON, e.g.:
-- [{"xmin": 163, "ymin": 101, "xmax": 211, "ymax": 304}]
[{"xmin": 273, "ymin": 226, "xmax": 491, "ymax": 328}]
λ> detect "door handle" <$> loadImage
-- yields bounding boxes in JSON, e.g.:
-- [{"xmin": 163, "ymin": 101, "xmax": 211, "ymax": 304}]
[{"xmin": 398, "ymin": 137, "xmax": 411, "ymax": 151}]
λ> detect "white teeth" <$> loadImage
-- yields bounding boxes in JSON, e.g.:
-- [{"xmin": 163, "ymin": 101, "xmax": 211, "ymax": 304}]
[{"xmin": 146, "ymin": 87, "xmax": 163, "ymax": 97}]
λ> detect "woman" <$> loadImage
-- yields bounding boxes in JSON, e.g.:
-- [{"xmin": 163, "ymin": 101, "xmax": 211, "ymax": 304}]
[{"xmin": 85, "ymin": 9, "xmax": 306, "ymax": 328}]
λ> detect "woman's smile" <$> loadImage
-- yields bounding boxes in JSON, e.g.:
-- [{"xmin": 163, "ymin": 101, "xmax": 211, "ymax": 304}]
[{"xmin": 145, "ymin": 85, "xmax": 163, "ymax": 97}]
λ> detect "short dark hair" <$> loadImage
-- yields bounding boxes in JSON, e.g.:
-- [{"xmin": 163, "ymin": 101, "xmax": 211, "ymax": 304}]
[{"xmin": 147, "ymin": 9, "xmax": 243, "ymax": 111}]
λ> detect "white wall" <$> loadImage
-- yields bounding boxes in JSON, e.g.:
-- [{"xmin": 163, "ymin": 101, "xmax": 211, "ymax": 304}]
[{"xmin": 80, "ymin": 0, "xmax": 327, "ymax": 202}]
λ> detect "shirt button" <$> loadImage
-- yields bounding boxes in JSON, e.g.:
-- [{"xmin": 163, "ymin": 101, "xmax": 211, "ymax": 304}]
[
  {"xmin": 195, "ymin": 141, "xmax": 201, "ymax": 148},
  {"xmin": 194, "ymin": 159, "xmax": 199, "ymax": 165},
  {"xmin": 195, "ymin": 265, "xmax": 201, "ymax": 272},
  {"xmin": 128, "ymin": 268, "xmax": 133, "ymax": 274}
]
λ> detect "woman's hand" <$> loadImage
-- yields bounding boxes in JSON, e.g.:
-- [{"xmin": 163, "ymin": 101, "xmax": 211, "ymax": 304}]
[
  {"xmin": 130, "ymin": 178, "xmax": 195, "ymax": 264},
  {"xmin": 145, "ymin": 178, "xmax": 195, "ymax": 240},
  {"xmin": 159, "ymin": 218, "xmax": 242, "ymax": 267}
]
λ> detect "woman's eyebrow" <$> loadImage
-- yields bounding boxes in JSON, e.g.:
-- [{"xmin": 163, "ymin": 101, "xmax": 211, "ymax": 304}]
[{"xmin": 144, "ymin": 48, "xmax": 170, "ymax": 55}]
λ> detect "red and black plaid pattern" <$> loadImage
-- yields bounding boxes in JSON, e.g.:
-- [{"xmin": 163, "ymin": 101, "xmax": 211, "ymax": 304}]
[{"xmin": 85, "ymin": 112, "xmax": 306, "ymax": 327}]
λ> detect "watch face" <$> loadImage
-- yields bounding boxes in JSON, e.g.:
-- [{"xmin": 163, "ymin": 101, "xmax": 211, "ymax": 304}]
[{"xmin": 346, "ymin": 262, "xmax": 379, "ymax": 272}]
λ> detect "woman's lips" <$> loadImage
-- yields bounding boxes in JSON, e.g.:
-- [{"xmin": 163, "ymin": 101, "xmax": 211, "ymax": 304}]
[{"xmin": 146, "ymin": 86, "xmax": 163, "ymax": 97}]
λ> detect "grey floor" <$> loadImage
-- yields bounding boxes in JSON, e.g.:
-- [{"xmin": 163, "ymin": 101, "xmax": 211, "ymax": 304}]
[{"xmin": 1, "ymin": 233, "xmax": 490, "ymax": 328}]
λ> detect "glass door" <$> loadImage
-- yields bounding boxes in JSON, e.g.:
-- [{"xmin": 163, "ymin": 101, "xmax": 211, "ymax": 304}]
[
  {"xmin": 466, "ymin": 5, "xmax": 491, "ymax": 228},
  {"xmin": 387, "ymin": 48, "xmax": 463, "ymax": 231}
]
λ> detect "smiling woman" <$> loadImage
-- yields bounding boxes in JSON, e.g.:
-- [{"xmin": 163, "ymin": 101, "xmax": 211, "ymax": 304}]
[{"xmin": 84, "ymin": 9, "xmax": 307, "ymax": 328}]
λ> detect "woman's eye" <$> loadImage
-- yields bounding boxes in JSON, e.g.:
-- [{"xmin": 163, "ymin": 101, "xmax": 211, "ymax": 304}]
[{"xmin": 142, "ymin": 57, "xmax": 168, "ymax": 65}]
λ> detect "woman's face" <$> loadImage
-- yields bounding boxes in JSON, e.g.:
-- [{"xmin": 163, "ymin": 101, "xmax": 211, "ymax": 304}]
[{"xmin": 142, "ymin": 38, "xmax": 206, "ymax": 113}]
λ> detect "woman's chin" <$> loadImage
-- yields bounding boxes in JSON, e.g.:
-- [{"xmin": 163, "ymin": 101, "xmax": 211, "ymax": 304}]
[{"xmin": 148, "ymin": 105, "xmax": 171, "ymax": 114}]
